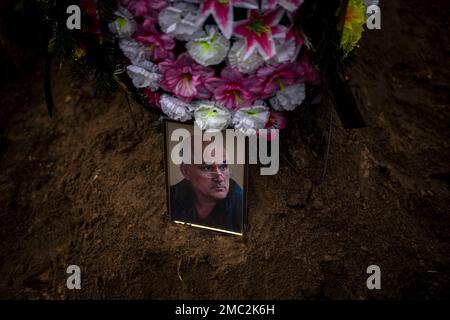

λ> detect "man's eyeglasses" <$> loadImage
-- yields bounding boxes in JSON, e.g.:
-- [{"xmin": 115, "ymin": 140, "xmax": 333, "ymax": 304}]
[{"xmin": 195, "ymin": 164, "xmax": 230, "ymax": 178}]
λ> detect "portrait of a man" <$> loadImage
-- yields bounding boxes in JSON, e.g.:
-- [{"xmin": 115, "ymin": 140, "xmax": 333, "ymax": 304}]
[{"xmin": 164, "ymin": 121, "xmax": 247, "ymax": 235}]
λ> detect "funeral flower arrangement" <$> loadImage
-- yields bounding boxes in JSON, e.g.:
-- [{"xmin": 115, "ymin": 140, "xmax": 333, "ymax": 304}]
[
  {"xmin": 32, "ymin": 0, "xmax": 376, "ymax": 131},
  {"xmin": 101, "ymin": 0, "xmax": 370, "ymax": 134}
]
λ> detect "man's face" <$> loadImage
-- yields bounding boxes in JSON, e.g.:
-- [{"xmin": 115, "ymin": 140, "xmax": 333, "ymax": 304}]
[{"xmin": 181, "ymin": 147, "xmax": 230, "ymax": 202}]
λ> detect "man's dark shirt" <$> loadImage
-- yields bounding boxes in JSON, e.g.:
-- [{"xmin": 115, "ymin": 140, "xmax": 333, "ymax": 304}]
[{"xmin": 170, "ymin": 178, "xmax": 243, "ymax": 233}]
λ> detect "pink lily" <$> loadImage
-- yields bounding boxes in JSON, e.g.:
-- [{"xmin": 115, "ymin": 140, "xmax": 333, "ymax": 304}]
[
  {"xmin": 198, "ymin": 0, "xmax": 259, "ymax": 39},
  {"xmin": 261, "ymin": 0, "xmax": 278, "ymax": 9},
  {"xmin": 262, "ymin": 0, "xmax": 303, "ymax": 12},
  {"xmin": 233, "ymin": 8, "xmax": 286, "ymax": 61},
  {"xmin": 158, "ymin": 53, "xmax": 214, "ymax": 100},
  {"xmin": 205, "ymin": 67, "xmax": 254, "ymax": 110},
  {"xmin": 285, "ymin": 11, "xmax": 304, "ymax": 61},
  {"xmin": 280, "ymin": 0, "xmax": 303, "ymax": 11},
  {"xmin": 252, "ymin": 62, "xmax": 299, "ymax": 98},
  {"xmin": 134, "ymin": 17, "xmax": 175, "ymax": 62}
]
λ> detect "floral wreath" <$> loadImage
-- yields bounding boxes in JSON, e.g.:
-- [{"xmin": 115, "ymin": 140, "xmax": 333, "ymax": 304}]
[{"xmin": 73, "ymin": 0, "xmax": 376, "ymax": 135}]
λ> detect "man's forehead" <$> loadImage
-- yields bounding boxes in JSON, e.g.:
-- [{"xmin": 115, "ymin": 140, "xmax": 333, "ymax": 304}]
[
  {"xmin": 202, "ymin": 145, "xmax": 228, "ymax": 164},
  {"xmin": 182, "ymin": 136, "xmax": 231, "ymax": 164}
]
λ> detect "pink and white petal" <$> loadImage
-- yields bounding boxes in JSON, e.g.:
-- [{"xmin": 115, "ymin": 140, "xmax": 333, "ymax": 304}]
[
  {"xmin": 279, "ymin": 0, "xmax": 303, "ymax": 12},
  {"xmin": 256, "ymin": 65, "xmax": 276, "ymax": 78},
  {"xmin": 245, "ymin": 75, "xmax": 263, "ymax": 96},
  {"xmin": 261, "ymin": 0, "xmax": 278, "ymax": 10},
  {"xmin": 233, "ymin": 0, "xmax": 259, "ymax": 9},
  {"xmin": 233, "ymin": 21, "xmax": 252, "ymax": 39},
  {"xmin": 161, "ymin": 34, "xmax": 176, "ymax": 50},
  {"xmin": 242, "ymin": 36, "xmax": 259, "ymax": 61},
  {"xmin": 239, "ymin": 90, "xmax": 254, "ymax": 106},
  {"xmin": 174, "ymin": 79, "xmax": 197, "ymax": 99},
  {"xmin": 262, "ymin": 8, "xmax": 285, "ymax": 25},
  {"xmin": 211, "ymin": 1, "xmax": 234, "ymax": 39},
  {"xmin": 195, "ymin": 84, "xmax": 212, "ymax": 100},
  {"xmin": 163, "ymin": 69, "xmax": 181, "ymax": 89},
  {"xmin": 197, "ymin": 0, "xmax": 215, "ymax": 27},
  {"xmin": 204, "ymin": 77, "xmax": 226, "ymax": 92},
  {"xmin": 272, "ymin": 25, "xmax": 288, "ymax": 38},
  {"xmin": 220, "ymin": 67, "xmax": 244, "ymax": 83},
  {"xmin": 158, "ymin": 59, "xmax": 176, "ymax": 74},
  {"xmin": 253, "ymin": 33, "xmax": 277, "ymax": 60},
  {"xmin": 177, "ymin": 52, "xmax": 195, "ymax": 66}
]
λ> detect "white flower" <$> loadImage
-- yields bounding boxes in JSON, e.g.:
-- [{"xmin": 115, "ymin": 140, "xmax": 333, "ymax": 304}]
[
  {"xmin": 194, "ymin": 102, "xmax": 231, "ymax": 131},
  {"xmin": 232, "ymin": 105, "xmax": 270, "ymax": 135},
  {"xmin": 187, "ymin": 25, "xmax": 230, "ymax": 66},
  {"xmin": 158, "ymin": 2, "xmax": 200, "ymax": 40},
  {"xmin": 269, "ymin": 39, "xmax": 299, "ymax": 64},
  {"xmin": 126, "ymin": 60, "xmax": 161, "ymax": 90},
  {"xmin": 261, "ymin": 0, "xmax": 304, "ymax": 12},
  {"xmin": 269, "ymin": 82, "xmax": 305, "ymax": 111},
  {"xmin": 160, "ymin": 95, "xmax": 194, "ymax": 122},
  {"xmin": 227, "ymin": 40, "xmax": 264, "ymax": 74},
  {"xmin": 108, "ymin": 7, "xmax": 136, "ymax": 38},
  {"xmin": 119, "ymin": 38, "xmax": 145, "ymax": 64}
]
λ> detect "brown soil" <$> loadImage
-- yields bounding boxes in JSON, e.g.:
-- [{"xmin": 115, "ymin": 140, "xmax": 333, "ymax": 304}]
[{"xmin": 0, "ymin": 0, "xmax": 449, "ymax": 299}]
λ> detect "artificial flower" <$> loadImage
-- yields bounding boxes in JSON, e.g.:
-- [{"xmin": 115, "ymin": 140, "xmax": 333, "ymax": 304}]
[
  {"xmin": 232, "ymin": 104, "xmax": 270, "ymax": 135},
  {"xmin": 126, "ymin": 59, "xmax": 161, "ymax": 90},
  {"xmin": 269, "ymin": 39, "xmax": 297, "ymax": 64},
  {"xmin": 158, "ymin": 53, "xmax": 214, "ymax": 100},
  {"xmin": 134, "ymin": 17, "xmax": 176, "ymax": 61},
  {"xmin": 205, "ymin": 66, "xmax": 254, "ymax": 110},
  {"xmin": 269, "ymin": 82, "xmax": 305, "ymax": 111},
  {"xmin": 227, "ymin": 40, "xmax": 264, "ymax": 74},
  {"xmin": 158, "ymin": 2, "xmax": 200, "ymax": 40},
  {"xmin": 252, "ymin": 62, "xmax": 299, "ymax": 98},
  {"xmin": 108, "ymin": 7, "xmax": 137, "ymax": 38},
  {"xmin": 197, "ymin": 0, "xmax": 259, "ymax": 39},
  {"xmin": 261, "ymin": 0, "xmax": 277, "ymax": 9},
  {"xmin": 233, "ymin": 8, "xmax": 286, "ymax": 61},
  {"xmin": 143, "ymin": 88, "xmax": 161, "ymax": 109},
  {"xmin": 285, "ymin": 11, "xmax": 305, "ymax": 61},
  {"xmin": 187, "ymin": 25, "xmax": 230, "ymax": 66},
  {"xmin": 194, "ymin": 102, "xmax": 231, "ymax": 131},
  {"xmin": 261, "ymin": 0, "xmax": 303, "ymax": 12},
  {"xmin": 265, "ymin": 111, "xmax": 286, "ymax": 130},
  {"xmin": 119, "ymin": 38, "xmax": 146, "ymax": 64},
  {"xmin": 160, "ymin": 94, "xmax": 194, "ymax": 121},
  {"xmin": 339, "ymin": 0, "xmax": 366, "ymax": 58},
  {"xmin": 261, "ymin": 111, "xmax": 286, "ymax": 140}
]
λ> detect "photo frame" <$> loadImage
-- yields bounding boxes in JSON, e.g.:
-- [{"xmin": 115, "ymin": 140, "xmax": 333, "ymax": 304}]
[{"xmin": 163, "ymin": 119, "xmax": 248, "ymax": 236}]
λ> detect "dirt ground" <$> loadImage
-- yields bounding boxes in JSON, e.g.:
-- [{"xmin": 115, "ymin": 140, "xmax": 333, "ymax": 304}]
[{"xmin": 0, "ymin": 0, "xmax": 449, "ymax": 299}]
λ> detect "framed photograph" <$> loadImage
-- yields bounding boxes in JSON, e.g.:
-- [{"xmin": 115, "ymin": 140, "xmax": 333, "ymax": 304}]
[{"xmin": 163, "ymin": 120, "xmax": 248, "ymax": 236}]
